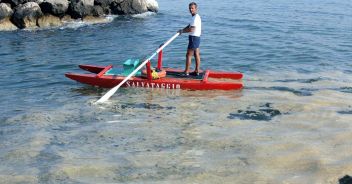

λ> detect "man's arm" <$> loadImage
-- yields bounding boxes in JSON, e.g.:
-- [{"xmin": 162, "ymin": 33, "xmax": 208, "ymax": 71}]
[{"xmin": 178, "ymin": 24, "xmax": 195, "ymax": 34}]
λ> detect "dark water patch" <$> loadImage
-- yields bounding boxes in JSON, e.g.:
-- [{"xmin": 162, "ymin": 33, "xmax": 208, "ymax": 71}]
[
  {"xmin": 296, "ymin": 68, "xmax": 314, "ymax": 74},
  {"xmin": 337, "ymin": 110, "xmax": 352, "ymax": 115},
  {"xmin": 339, "ymin": 87, "xmax": 352, "ymax": 94},
  {"xmin": 70, "ymin": 86, "xmax": 103, "ymax": 96},
  {"xmin": 260, "ymin": 103, "xmax": 272, "ymax": 108},
  {"xmin": 275, "ymin": 77, "xmax": 323, "ymax": 83},
  {"xmin": 38, "ymin": 170, "xmax": 79, "ymax": 184},
  {"xmin": 269, "ymin": 86, "xmax": 313, "ymax": 96},
  {"xmin": 113, "ymin": 164, "xmax": 203, "ymax": 183},
  {"xmin": 248, "ymin": 86, "xmax": 313, "ymax": 96},
  {"xmin": 52, "ymin": 125, "xmax": 76, "ymax": 132},
  {"xmin": 228, "ymin": 103, "xmax": 282, "ymax": 121},
  {"xmin": 35, "ymin": 148, "xmax": 63, "ymax": 173},
  {"xmin": 0, "ymin": 126, "xmax": 21, "ymax": 137},
  {"xmin": 115, "ymin": 103, "xmax": 175, "ymax": 110},
  {"xmin": 344, "ymin": 70, "xmax": 352, "ymax": 74}
]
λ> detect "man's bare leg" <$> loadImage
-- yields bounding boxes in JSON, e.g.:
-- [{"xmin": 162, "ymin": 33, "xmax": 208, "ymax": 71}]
[
  {"xmin": 194, "ymin": 48, "xmax": 200, "ymax": 73},
  {"xmin": 185, "ymin": 49, "xmax": 194, "ymax": 74}
]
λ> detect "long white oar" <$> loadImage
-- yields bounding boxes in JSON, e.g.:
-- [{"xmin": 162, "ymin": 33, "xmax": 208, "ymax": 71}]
[{"xmin": 96, "ymin": 32, "xmax": 180, "ymax": 103}]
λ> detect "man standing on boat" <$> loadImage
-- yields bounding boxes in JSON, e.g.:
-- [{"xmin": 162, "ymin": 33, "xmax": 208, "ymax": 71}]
[{"xmin": 178, "ymin": 2, "xmax": 202, "ymax": 76}]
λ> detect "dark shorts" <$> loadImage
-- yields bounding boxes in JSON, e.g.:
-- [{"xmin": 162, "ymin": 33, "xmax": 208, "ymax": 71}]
[{"xmin": 188, "ymin": 35, "xmax": 201, "ymax": 49}]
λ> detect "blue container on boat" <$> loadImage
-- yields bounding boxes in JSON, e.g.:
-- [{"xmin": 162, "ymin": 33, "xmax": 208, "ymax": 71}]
[
  {"xmin": 105, "ymin": 59, "xmax": 141, "ymax": 76},
  {"xmin": 122, "ymin": 59, "xmax": 141, "ymax": 76}
]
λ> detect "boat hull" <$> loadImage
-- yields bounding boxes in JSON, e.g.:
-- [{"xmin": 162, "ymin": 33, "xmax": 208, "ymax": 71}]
[{"xmin": 65, "ymin": 65, "xmax": 244, "ymax": 90}]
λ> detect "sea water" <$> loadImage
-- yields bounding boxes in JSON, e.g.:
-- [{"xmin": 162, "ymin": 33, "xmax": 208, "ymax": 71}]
[{"xmin": 0, "ymin": 0, "xmax": 352, "ymax": 183}]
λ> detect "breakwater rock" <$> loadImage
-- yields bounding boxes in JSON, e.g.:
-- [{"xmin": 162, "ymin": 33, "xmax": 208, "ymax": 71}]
[{"xmin": 0, "ymin": 0, "xmax": 158, "ymax": 30}]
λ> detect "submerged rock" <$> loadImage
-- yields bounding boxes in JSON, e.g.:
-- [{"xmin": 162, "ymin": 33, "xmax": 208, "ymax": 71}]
[
  {"xmin": 37, "ymin": 13, "xmax": 62, "ymax": 28},
  {"xmin": 11, "ymin": 2, "xmax": 43, "ymax": 28},
  {"xmin": 227, "ymin": 103, "xmax": 283, "ymax": 121},
  {"xmin": 82, "ymin": 15, "xmax": 110, "ymax": 24},
  {"xmin": 339, "ymin": 175, "xmax": 352, "ymax": 184}
]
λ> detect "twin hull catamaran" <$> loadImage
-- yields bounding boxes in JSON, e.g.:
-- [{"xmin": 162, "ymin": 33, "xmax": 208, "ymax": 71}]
[
  {"xmin": 65, "ymin": 33, "xmax": 243, "ymax": 93},
  {"xmin": 65, "ymin": 55, "xmax": 243, "ymax": 91}
]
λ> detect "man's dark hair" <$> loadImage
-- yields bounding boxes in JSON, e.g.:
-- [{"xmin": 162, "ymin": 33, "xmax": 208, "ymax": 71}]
[{"xmin": 189, "ymin": 2, "xmax": 197, "ymax": 7}]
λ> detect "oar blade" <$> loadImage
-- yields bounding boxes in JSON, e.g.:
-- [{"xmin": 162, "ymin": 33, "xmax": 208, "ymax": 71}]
[{"xmin": 96, "ymin": 85, "xmax": 120, "ymax": 103}]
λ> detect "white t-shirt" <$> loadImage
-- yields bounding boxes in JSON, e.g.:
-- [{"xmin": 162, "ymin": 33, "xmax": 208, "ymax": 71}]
[{"xmin": 190, "ymin": 14, "xmax": 201, "ymax": 37}]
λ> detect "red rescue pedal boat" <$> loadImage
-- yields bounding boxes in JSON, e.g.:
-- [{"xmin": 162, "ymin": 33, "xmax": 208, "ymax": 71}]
[
  {"xmin": 65, "ymin": 65, "xmax": 243, "ymax": 90},
  {"xmin": 65, "ymin": 39, "xmax": 243, "ymax": 91}
]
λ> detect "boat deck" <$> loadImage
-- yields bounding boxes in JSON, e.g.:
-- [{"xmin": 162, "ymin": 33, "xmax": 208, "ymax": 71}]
[{"xmin": 165, "ymin": 71, "xmax": 204, "ymax": 80}]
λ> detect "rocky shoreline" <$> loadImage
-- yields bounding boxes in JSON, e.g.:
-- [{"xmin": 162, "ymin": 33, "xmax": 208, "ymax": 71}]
[{"xmin": 0, "ymin": 0, "xmax": 158, "ymax": 31}]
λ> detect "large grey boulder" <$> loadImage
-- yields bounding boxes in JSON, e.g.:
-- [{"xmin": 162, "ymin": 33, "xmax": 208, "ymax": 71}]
[
  {"xmin": 0, "ymin": 3, "xmax": 17, "ymax": 31},
  {"xmin": 1, "ymin": 0, "xmax": 25, "ymax": 7},
  {"xmin": 0, "ymin": 3, "xmax": 13, "ymax": 20},
  {"xmin": 40, "ymin": 0, "xmax": 68, "ymax": 17},
  {"xmin": 91, "ymin": 5, "xmax": 104, "ymax": 16},
  {"xmin": 146, "ymin": 0, "xmax": 157, "ymax": 12},
  {"xmin": 68, "ymin": 0, "xmax": 94, "ymax": 19},
  {"xmin": 1, "ymin": 0, "xmax": 42, "ymax": 8},
  {"xmin": 110, "ymin": 0, "xmax": 158, "ymax": 15},
  {"xmin": 11, "ymin": 2, "xmax": 43, "ymax": 28},
  {"xmin": 93, "ymin": 0, "xmax": 119, "ymax": 14}
]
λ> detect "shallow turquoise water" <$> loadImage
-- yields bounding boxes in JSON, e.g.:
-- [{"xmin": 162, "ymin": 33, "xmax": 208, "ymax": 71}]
[{"xmin": 0, "ymin": 0, "xmax": 352, "ymax": 183}]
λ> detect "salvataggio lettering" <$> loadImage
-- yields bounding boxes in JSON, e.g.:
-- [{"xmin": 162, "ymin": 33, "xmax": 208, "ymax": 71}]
[{"xmin": 126, "ymin": 81, "xmax": 180, "ymax": 89}]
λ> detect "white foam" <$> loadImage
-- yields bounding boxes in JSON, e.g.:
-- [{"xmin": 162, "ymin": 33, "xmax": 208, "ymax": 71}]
[
  {"xmin": 131, "ymin": 12, "xmax": 157, "ymax": 19},
  {"xmin": 107, "ymin": 120, "xmax": 120, "ymax": 123},
  {"xmin": 60, "ymin": 15, "xmax": 118, "ymax": 30},
  {"xmin": 60, "ymin": 19, "xmax": 86, "ymax": 30},
  {"xmin": 104, "ymin": 15, "xmax": 118, "ymax": 22}
]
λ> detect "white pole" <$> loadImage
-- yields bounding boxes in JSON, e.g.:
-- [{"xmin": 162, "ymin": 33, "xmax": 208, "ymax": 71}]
[{"xmin": 95, "ymin": 32, "xmax": 180, "ymax": 103}]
